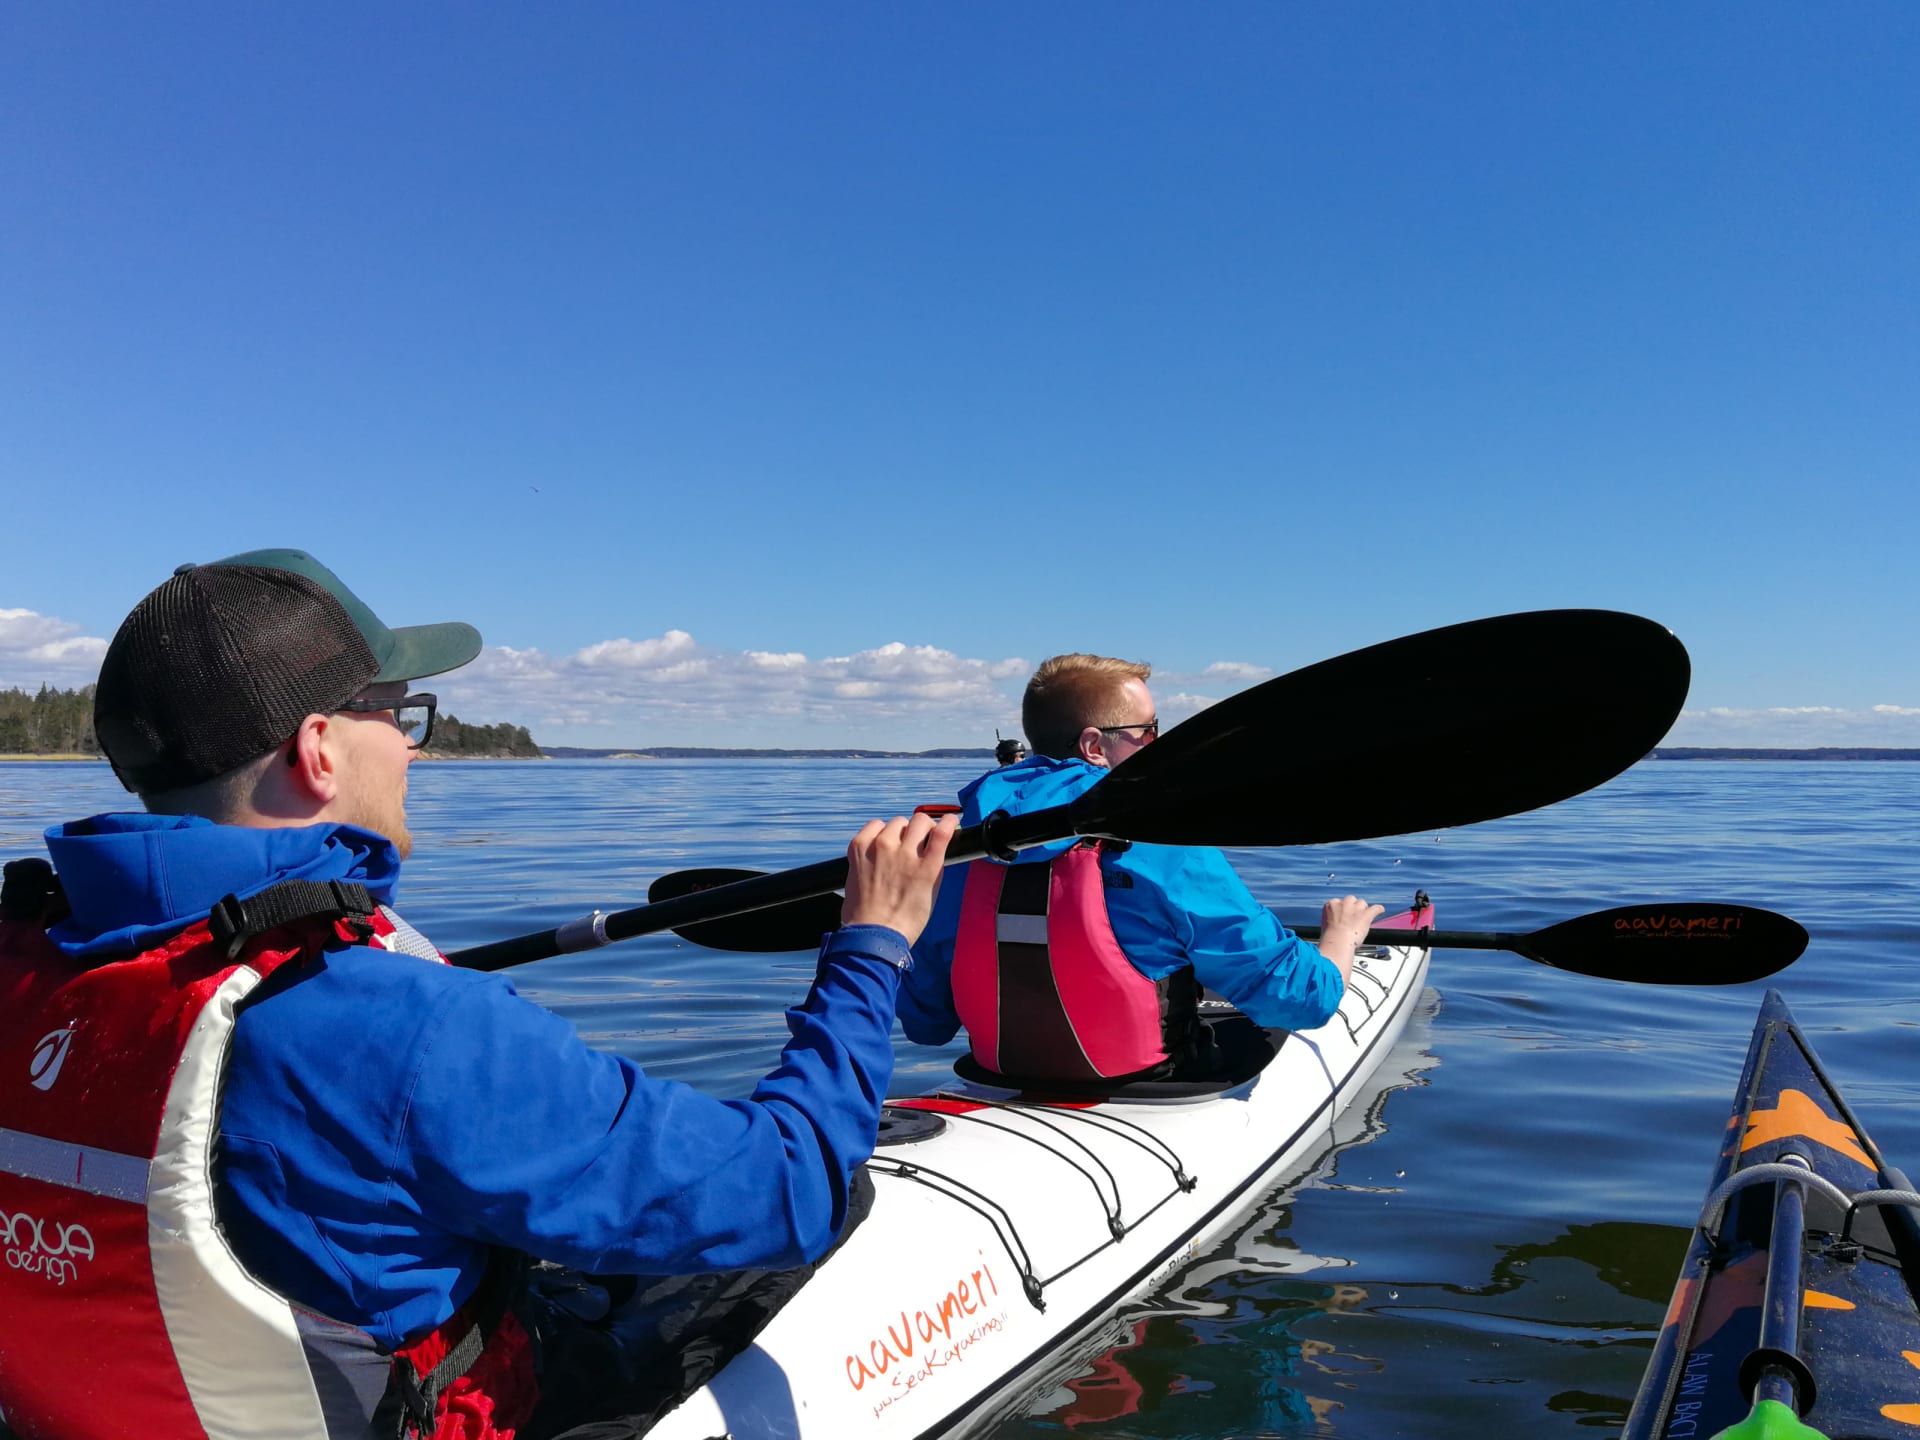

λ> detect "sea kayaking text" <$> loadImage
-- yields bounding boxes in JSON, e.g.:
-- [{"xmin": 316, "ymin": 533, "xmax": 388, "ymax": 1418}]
[{"xmin": 845, "ymin": 1256, "xmax": 1008, "ymax": 1417}]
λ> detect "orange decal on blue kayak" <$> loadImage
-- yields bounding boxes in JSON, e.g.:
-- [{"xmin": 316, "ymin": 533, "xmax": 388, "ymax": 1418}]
[
  {"xmin": 1883, "ymin": 1350, "xmax": 1920, "ymax": 1426},
  {"xmin": 1739, "ymin": 1088, "xmax": 1871, "ymax": 1167},
  {"xmin": 1661, "ymin": 1277, "xmax": 1695, "ymax": 1330},
  {"xmin": 1802, "ymin": 1289, "xmax": 1854, "ymax": 1310},
  {"xmin": 1675, "ymin": 1252, "xmax": 1767, "ymax": 1348}
]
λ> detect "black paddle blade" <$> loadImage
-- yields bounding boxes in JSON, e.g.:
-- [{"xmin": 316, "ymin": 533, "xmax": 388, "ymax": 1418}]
[
  {"xmin": 646, "ymin": 868, "xmax": 841, "ymax": 953},
  {"xmin": 1073, "ymin": 609, "xmax": 1690, "ymax": 845},
  {"xmin": 1521, "ymin": 903, "xmax": 1808, "ymax": 985}
]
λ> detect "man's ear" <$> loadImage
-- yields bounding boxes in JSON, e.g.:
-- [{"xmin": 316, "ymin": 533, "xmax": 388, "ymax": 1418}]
[
  {"xmin": 286, "ymin": 715, "xmax": 341, "ymax": 803},
  {"xmin": 1076, "ymin": 726, "xmax": 1108, "ymax": 768}
]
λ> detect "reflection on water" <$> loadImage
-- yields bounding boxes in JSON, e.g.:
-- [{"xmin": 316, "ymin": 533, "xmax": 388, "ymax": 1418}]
[
  {"xmin": 1013, "ymin": 994, "xmax": 1443, "ymax": 1437},
  {"xmin": 1019, "ymin": 1209, "xmax": 1691, "ymax": 1438},
  {"xmin": 1002, "ymin": 990, "xmax": 1699, "ymax": 1439},
  {"xmin": 5, "ymin": 758, "xmax": 1918, "ymax": 1438}
]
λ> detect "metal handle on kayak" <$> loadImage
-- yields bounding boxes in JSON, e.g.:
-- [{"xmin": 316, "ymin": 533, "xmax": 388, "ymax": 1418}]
[
  {"xmin": 1697, "ymin": 1161, "xmax": 1854, "ymax": 1236},
  {"xmin": 1698, "ymin": 1166, "xmax": 1920, "ymax": 1242}
]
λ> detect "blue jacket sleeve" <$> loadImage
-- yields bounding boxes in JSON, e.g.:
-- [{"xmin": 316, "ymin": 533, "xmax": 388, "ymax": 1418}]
[
  {"xmin": 1107, "ymin": 845, "xmax": 1346, "ymax": 1031},
  {"xmin": 399, "ymin": 924, "xmax": 910, "ymax": 1274},
  {"xmin": 898, "ymin": 866, "xmax": 964, "ymax": 1046}
]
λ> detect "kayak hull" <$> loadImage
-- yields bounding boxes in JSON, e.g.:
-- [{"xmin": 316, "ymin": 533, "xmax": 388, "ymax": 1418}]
[
  {"xmin": 1624, "ymin": 989, "xmax": 1920, "ymax": 1440},
  {"xmin": 650, "ymin": 909, "xmax": 1435, "ymax": 1440}
]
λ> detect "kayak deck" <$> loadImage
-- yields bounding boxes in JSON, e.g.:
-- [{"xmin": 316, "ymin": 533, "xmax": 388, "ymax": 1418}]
[
  {"xmin": 1625, "ymin": 989, "xmax": 1920, "ymax": 1440},
  {"xmin": 650, "ymin": 906, "xmax": 1435, "ymax": 1439}
]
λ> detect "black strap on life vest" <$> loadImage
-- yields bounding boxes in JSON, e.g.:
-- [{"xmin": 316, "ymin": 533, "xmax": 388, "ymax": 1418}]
[
  {"xmin": 993, "ymin": 854, "xmax": 1102, "ymax": 1081},
  {"xmin": 990, "ymin": 840, "xmax": 1198, "ymax": 1083},
  {"xmin": 1, "ymin": 857, "xmax": 68, "ymax": 927},
  {"xmin": 389, "ymin": 1254, "xmax": 528, "ymax": 1439},
  {"xmin": 207, "ymin": 878, "xmax": 379, "ymax": 960}
]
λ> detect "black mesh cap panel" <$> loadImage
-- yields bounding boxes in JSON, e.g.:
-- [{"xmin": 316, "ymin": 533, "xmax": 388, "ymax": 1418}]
[{"xmin": 95, "ymin": 566, "xmax": 380, "ymax": 794}]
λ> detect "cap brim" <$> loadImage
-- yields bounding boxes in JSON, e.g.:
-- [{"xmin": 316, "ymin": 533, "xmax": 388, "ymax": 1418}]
[{"xmin": 375, "ymin": 622, "xmax": 483, "ymax": 683}]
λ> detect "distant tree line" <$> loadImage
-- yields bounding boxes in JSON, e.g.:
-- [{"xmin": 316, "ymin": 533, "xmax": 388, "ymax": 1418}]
[
  {"xmin": 1, "ymin": 685, "xmax": 540, "ymax": 759},
  {"xmin": 0, "ymin": 686, "xmax": 99, "ymax": 755},
  {"xmin": 427, "ymin": 715, "xmax": 542, "ymax": 757}
]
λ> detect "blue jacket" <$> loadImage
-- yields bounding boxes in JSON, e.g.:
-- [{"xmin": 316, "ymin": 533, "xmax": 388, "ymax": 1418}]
[
  {"xmin": 899, "ymin": 756, "xmax": 1342, "ymax": 1045},
  {"xmin": 42, "ymin": 813, "xmax": 906, "ymax": 1348}
]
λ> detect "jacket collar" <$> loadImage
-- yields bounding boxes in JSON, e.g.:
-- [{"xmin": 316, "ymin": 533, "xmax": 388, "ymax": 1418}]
[{"xmin": 44, "ymin": 812, "xmax": 402, "ymax": 960}]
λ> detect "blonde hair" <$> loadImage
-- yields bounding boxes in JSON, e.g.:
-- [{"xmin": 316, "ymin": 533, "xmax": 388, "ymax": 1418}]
[{"xmin": 1022, "ymin": 654, "xmax": 1152, "ymax": 759}]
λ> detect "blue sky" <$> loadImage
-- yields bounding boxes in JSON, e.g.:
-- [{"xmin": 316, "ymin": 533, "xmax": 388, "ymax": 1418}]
[{"xmin": 4, "ymin": 5, "xmax": 1915, "ymax": 748}]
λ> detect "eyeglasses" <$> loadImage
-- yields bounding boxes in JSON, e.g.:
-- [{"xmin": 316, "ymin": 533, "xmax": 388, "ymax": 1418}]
[
  {"xmin": 1096, "ymin": 717, "xmax": 1160, "ymax": 740},
  {"xmin": 336, "ymin": 692, "xmax": 438, "ymax": 750}
]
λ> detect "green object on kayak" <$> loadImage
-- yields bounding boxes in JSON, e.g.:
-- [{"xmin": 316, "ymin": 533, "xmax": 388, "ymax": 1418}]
[{"xmin": 1711, "ymin": 1398, "xmax": 1831, "ymax": 1440}]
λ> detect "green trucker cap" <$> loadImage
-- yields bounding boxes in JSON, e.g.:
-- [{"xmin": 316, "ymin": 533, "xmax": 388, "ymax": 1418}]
[
  {"xmin": 96, "ymin": 549, "xmax": 484, "ymax": 792},
  {"xmin": 206, "ymin": 548, "xmax": 482, "ymax": 684}
]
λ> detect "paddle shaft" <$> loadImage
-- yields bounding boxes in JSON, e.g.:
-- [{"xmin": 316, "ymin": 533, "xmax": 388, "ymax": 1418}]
[
  {"xmin": 1295, "ymin": 925, "xmax": 1536, "ymax": 960},
  {"xmin": 449, "ymin": 803, "xmax": 1076, "ymax": 973}
]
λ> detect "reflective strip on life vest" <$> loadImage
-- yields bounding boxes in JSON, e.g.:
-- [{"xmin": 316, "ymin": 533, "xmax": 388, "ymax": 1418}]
[
  {"xmin": 151, "ymin": 965, "xmax": 331, "ymax": 1439},
  {"xmin": 953, "ymin": 847, "xmax": 1175, "ymax": 1082},
  {"xmin": 995, "ymin": 913, "xmax": 1050, "ymax": 946},
  {"xmin": 0, "ymin": 1125, "xmax": 148, "ymax": 1202}
]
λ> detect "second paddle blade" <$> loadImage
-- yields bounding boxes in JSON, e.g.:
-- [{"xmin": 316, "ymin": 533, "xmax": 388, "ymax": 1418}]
[
  {"xmin": 647, "ymin": 868, "xmax": 843, "ymax": 953},
  {"xmin": 1076, "ymin": 609, "xmax": 1690, "ymax": 846},
  {"xmin": 1520, "ymin": 903, "xmax": 1809, "ymax": 985}
]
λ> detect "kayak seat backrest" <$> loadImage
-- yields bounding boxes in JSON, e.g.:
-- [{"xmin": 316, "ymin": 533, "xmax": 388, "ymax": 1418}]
[{"xmin": 952, "ymin": 1012, "xmax": 1287, "ymax": 1103}]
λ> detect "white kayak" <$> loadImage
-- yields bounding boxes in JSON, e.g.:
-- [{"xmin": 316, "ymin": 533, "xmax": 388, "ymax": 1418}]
[{"xmin": 649, "ymin": 897, "xmax": 1435, "ymax": 1440}]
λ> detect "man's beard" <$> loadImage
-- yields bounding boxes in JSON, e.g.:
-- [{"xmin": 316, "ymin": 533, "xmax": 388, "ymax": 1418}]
[{"xmin": 345, "ymin": 772, "xmax": 413, "ymax": 860}]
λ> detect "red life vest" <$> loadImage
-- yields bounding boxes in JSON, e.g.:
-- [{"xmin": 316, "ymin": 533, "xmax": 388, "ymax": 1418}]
[
  {"xmin": 0, "ymin": 870, "xmax": 537, "ymax": 1440},
  {"xmin": 949, "ymin": 842, "xmax": 1199, "ymax": 1082}
]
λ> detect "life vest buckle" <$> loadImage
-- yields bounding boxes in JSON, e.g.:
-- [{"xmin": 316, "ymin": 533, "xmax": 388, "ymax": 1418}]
[
  {"xmin": 208, "ymin": 893, "xmax": 252, "ymax": 959},
  {"xmin": 207, "ymin": 879, "xmax": 379, "ymax": 960}
]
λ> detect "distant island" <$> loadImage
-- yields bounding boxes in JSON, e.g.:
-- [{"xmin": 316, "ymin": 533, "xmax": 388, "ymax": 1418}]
[
  {"xmin": 425, "ymin": 716, "xmax": 542, "ymax": 758},
  {"xmin": 1648, "ymin": 747, "xmax": 1920, "ymax": 761}
]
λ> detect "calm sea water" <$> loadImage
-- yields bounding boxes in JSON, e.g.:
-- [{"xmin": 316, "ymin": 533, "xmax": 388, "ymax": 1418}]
[{"xmin": 4, "ymin": 758, "xmax": 1917, "ymax": 1438}]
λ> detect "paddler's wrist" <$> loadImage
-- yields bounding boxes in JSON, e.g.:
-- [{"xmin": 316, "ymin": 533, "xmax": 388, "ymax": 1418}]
[{"xmin": 821, "ymin": 923, "xmax": 915, "ymax": 972}]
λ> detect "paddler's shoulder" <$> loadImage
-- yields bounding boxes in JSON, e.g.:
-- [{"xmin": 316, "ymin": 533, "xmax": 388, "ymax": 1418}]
[
  {"xmin": 245, "ymin": 929, "xmax": 527, "ymax": 1022},
  {"xmin": 959, "ymin": 753, "xmax": 1103, "ymax": 819},
  {"xmin": 231, "ymin": 933, "xmax": 562, "ymax": 1090}
]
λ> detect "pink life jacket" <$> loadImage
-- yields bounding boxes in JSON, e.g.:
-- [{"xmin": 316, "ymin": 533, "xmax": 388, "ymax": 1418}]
[
  {"xmin": 0, "ymin": 869, "xmax": 537, "ymax": 1440},
  {"xmin": 949, "ymin": 841, "xmax": 1199, "ymax": 1082}
]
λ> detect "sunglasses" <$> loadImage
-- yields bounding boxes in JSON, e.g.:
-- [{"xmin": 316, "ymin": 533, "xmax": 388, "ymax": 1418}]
[{"xmin": 1096, "ymin": 717, "xmax": 1160, "ymax": 740}]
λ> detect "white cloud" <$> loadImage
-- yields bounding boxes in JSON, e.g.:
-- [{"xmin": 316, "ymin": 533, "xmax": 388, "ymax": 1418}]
[
  {"xmin": 575, "ymin": 631, "xmax": 698, "ymax": 668},
  {"xmin": 1159, "ymin": 691, "xmax": 1224, "ymax": 719},
  {"xmin": 449, "ymin": 631, "xmax": 1033, "ymax": 748},
  {"xmin": 1666, "ymin": 705, "xmax": 1920, "ymax": 747},
  {"xmin": 10, "ymin": 598, "xmax": 1915, "ymax": 752},
  {"xmin": 0, "ymin": 609, "xmax": 109, "ymax": 689}
]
